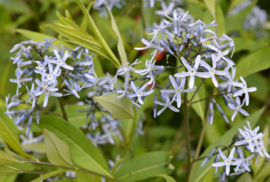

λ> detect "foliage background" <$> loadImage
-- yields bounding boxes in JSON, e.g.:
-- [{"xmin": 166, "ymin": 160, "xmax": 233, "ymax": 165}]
[{"xmin": 0, "ymin": 0, "xmax": 270, "ymax": 181}]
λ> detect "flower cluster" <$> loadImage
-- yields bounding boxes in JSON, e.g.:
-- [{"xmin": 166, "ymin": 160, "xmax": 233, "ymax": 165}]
[
  {"xmin": 93, "ymin": 0, "xmax": 126, "ymax": 17},
  {"xmin": 114, "ymin": 9, "xmax": 256, "ymax": 123},
  {"xmin": 200, "ymin": 121, "xmax": 269, "ymax": 180},
  {"xmin": 6, "ymin": 39, "xmax": 97, "ymax": 134},
  {"xmin": 7, "ymin": 38, "xmax": 144, "ymax": 148}
]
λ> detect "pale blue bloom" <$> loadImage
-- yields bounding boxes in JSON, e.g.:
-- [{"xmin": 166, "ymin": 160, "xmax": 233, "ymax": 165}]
[
  {"xmin": 228, "ymin": 97, "xmax": 249, "ymax": 121},
  {"xmin": 161, "ymin": 75, "xmax": 195, "ymax": 108},
  {"xmin": 212, "ymin": 147, "xmax": 240, "ymax": 175},
  {"xmin": 233, "ymin": 77, "xmax": 257, "ymax": 106},
  {"xmin": 154, "ymin": 94, "xmax": 179, "ymax": 116},
  {"xmin": 174, "ymin": 55, "xmax": 208, "ymax": 88},
  {"xmin": 128, "ymin": 81, "xmax": 154, "ymax": 105}
]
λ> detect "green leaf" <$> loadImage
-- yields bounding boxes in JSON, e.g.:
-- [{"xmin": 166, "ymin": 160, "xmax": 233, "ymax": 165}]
[
  {"xmin": 235, "ymin": 47, "xmax": 270, "ymax": 78},
  {"xmin": 0, "ymin": 174, "xmax": 18, "ymax": 182},
  {"xmin": 0, "ymin": 151, "xmax": 20, "ymax": 165},
  {"xmin": 94, "ymin": 93, "xmax": 135, "ymax": 119},
  {"xmin": 30, "ymin": 169, "xmax": 68, "ymax": 182},
  {"xmin": 75, "ymin": 0, "xmax": 121, "ymax": 68},
  {"xmin": 76, "ymin": 171, "xmax": 102, "ymax": 182},
  {"xmin": 215, "ymin": 3, "xmax": 225, "ymax": 35},
  {"xmin": 237, "ymin": 173, "xmax": 253, "ymax": 182},
  {"xmin": 225, "ymin": 0, "xmax": 256, "ymax": 33},
  {"xmin": 115, "ymin": 151, "xmax": 173, "ymax": 182},
  {"xmin": 16, "ymin": 29, "xmax": 72, "ymax": 48},
  {"xmin": 44, "ymin": 130, "xmax": 72, "ymax": 167},
  {"xmin": 191, "ymin": 107, "xmax": 265, "ymax": 181},
  {"xmin": 106, "ymin": 3, "xmax": 128, "ymax": 65},
  {"xmin": 22, "ymin": 143, "xmax": 46, "ymax": 153},
  {"xmin": 188, "ymin": 79, "xmax": 206, "ymax": 123},
  {"xmin": 0, "ymin": 117, "xmax": 31, "ymax": 158},
  {"xmin": 233, "ymin": 37, "xmax": 268, "ymax": 53},
  {"xmin": 157, "ymin": 174, "xmax": 176, "ymax": 182},
  {"xmin": 38, "ymin": 116, "xmax": 112, "ymax": 178},
  {"xmin": 203, "ymin": 0, "xmax": 216, "ymax": 19},
  {"xmin": 0, "ymin": 166, "xmax": 20, "ymax": 176},
  {"xmin": 202, "ymin": 168, "xmax": 214, "ymax": 182},
  {"xmin": 0, "ymin": 108, "xmax": 18, "ymax": 141}
]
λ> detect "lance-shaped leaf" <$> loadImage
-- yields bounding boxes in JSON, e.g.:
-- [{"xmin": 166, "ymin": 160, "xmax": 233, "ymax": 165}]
[
  {"xmin": 94, "ymin": 93, "xmax": 135, "ymax": 119},
  {"xmin": 0, "ymin": 151, "xmax": 20, "ymax": 165},
  {"xmin": 157, "ymin": 174, "xmax": 176, "ymax": 182},
  {"xmin": 76, "ymin": 171, "xmax": 102, "ymax": 182},
  {"xmin": 0, "ymin": 166, "xmax": 20, "ymax": 177},
  {"xmin": 75, "ymin": 0, "xmax": 121, "ymax": 68},
  {"xmin": 203, "ymin": 0, "xmax": 215, "ymax": 19},
  {"xmin": 115, "ymin": 151, "xmax": 173, "ymax": 182},
  {"xmin": 236, "ymin": 47, "xmax": 270, "ymax": 78},
  {"xmin": 16, "ymin": 29, "xmax": 72, "ymax": 48},
  {"xmin": 30, "ymin": 169, "xmax": 68, "ymax": 182},
  {"xmin": 0, "ymin": 117, "xmax": 31, "ymax": 158},
  {"xmin": 106, "ymin": 3, "xmax": 128, "ymax": 65},
  {"xmin": 38, "ymin": 116, "xmax": 112, "ymax": 178},
  {"xmin": 44, "ymin": 129, "xmax": 72, "ymax": 167}
]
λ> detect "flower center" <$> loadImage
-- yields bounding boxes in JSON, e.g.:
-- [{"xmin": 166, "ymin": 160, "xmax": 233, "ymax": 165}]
[
  {"xmin": 47, "ymin": 74, "xmax": 53, "ymax": 80},
  {"xmin": 246, "ymin": 136, "xmax": 251, "ymax": 142},
  {"xmin": 243, "ymin": 87, "xmax": 247, "ymax": 92},
  {"xmin": 190, "ymin": 69, "xmax": 196, "ymax": 75},
  {"xmin": 57, "ymin": 59, "xmax": 62, "ymax": 65},
  {"xmin": 39, "ymin": 65, "xmax": 43, "ymax": 70},
  {"xmin": 137, "ymin": 91, "xmax": 142, "ymax": 96},
  {"xmin": 210, "ymin": 69, "xmax": 215, "ymax": 75},
  {"xmin": 42, "ymin": 83, "xmax": 47, "ymax": 89},
  {"xmin": 176, "ymin": 88, "xmax": 182, "ymax": 93},
  {"xmin": 225, "ymin": 159, "xmax": 231, "ymax": 165}
]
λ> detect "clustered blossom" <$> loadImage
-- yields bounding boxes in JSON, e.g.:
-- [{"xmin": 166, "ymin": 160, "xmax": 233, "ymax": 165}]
[
  {"xmin": 93, "ymin": 0, "xmax": 126, "ymax": 17},
  {"xmin": 7, "ymin": 39, "xmax": 144, "ymax": 146},
  {"xmin": 114, "ymin": 9, "xmax": 256, "ymax": 122},
  {"xmin": 201, "ymin": 121, "xmax": 269, "ymax": 180}
]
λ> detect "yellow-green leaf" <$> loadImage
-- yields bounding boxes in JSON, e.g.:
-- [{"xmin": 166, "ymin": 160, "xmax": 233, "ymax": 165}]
[
  {"xmin": 76, "ymin": 171, "xmax": 102, "ymax": 182},
  {"xmin": 106, "ymin": 3, "xmax": 128, "ymax": 65},
  {"xmin": 203, "ymin": 0, "xmax": 216, "ymax": 19},
  {"xmin": 94, "ymin": 93, "xmax": 135, "ymax": 119},
  {"xmin": 157, "ymin": 174, "xmax": 176, "ymax": 182},
  {"xmin": 0, "ymin": 151, "xmax": 20, "ymax": 165},
  {"xmin": 0, "ymin": 117, "xmax": 31, "ymax": 158},
  {"xmin": 44, "ymin": 130, "xmax": 72, "ymax": 167},
  {"xmin": 30, "ymin": 169, "xmax": 68, "ymax": 182}
]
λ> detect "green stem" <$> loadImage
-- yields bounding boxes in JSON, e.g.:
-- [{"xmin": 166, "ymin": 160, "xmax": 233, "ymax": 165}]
[
  {"xmin": 24, "ymin": 160, "xmax": 118, "ymax": 182},
  {"xmin": 58, "ymin": 97, "xmax": 69, "ymax": 121},
  {"xmin": 183, "ymin": 75, "xmax": 191, "ymax": 182},
  {"xmin": 189, "ymin": 79, "xmax": 205, "ymax": 103}
]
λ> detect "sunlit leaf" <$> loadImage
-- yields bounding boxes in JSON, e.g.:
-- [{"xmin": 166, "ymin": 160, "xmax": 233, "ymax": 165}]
[
  {"xmin": 157, "ymin": 174, "xmax": 176, "ymax": 182},
  {"xmin": 237, "ymin": 172, "xmax": 253, "ymax": 182},
  {"xmin": 44, "ymin": 130, "xmax": 72, "ymax": 167},
  {"xmin": 75, "ymin": 0, "xmax": 121, "ymax": 68},
  {"xmin": 38, "ymin": 116, "xmax": 112, "ymax": 178},
  {"xmin": 0, "ymin": 165, "xmax": 20, "ymax": 176},
  {"xmin": 94, "ymin": 93, "xmax": 135, "ymax": 119},
  {"xmin": 115, "ymin": 151, "xmax": 173, "ymax": 182},
  {"xmin": 203, "ymin": 0, "xmax": 216, "ymax": 19},
  {"xmin": 215, "ymin": 3, "xmax": 225, "ymax": 35},
  {"xmin": 30, "ymin": 169, "xmax": 68, "ymax": 182},
  {"xmin": 76, "ymin": 171, "xmax": 102, "ymax": 182},
  {"xmin": 16, "ymin": 29, "xmax": 72, "ymax": 48},
  {"xmin": 235, "ymin": 47, "xmax": 270, "ymax": 78},
  {"xmin": 106, "ymin": 3, "xmax": 128, "ymax": 65},
  {"xmin": 0, "ymin": 151, "xmax": 20, "ymax": 165},
  {"xmin": 0, "ymin": 117, "xmax": 31, "ymax": 158}
]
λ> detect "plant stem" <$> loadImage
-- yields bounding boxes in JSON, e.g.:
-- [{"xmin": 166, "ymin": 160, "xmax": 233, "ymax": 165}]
[
  {"xmin": 58, "ymin": 97, "xmax": 69, "ymax": 121},
  {"xmin": 24, "ymin": 160, "xmax": 118, "ymax": 182},
  {"xmin": 188, "ymin": 92, "xmax": 233, "ymax": 105},
  {"xmin": 183, "ymin": 74, "xmax": 191, "ymax": 182}
]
